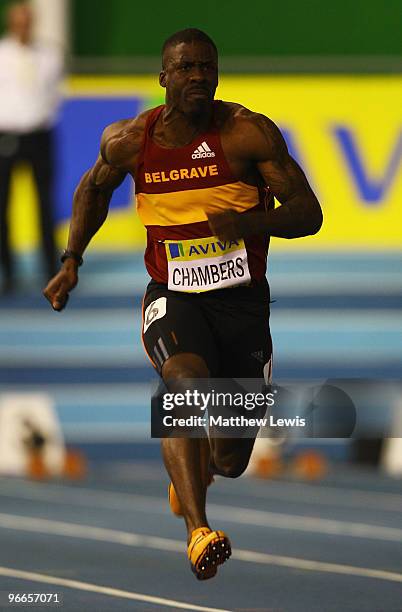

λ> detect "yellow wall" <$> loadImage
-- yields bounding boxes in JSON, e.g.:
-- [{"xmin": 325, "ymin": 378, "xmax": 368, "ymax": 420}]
[{"xmin": 11, "ymin": 76, "xmax": 402, "ymax": 252}]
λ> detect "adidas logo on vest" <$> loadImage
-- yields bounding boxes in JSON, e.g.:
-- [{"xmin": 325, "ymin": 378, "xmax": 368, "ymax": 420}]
[{"xmin": 192, "ymin": 141, "xmax": 216, "ymax": 159}]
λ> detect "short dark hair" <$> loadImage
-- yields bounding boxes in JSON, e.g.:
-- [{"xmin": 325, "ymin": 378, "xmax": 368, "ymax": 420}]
[{"xmin": 162, "ymin": 28, "xmax": 217, "ymax": 67}]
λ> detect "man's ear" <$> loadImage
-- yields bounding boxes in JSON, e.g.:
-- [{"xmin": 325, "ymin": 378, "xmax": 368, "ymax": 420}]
[{"xmin": 159, "ymin": 70, "xmax": 167, "ymax": 88}]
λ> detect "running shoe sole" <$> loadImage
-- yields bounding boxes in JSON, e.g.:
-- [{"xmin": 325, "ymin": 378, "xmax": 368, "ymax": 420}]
[{"xmin": 188, "ymin": 528, "xmax": 231, "ymax": 580}]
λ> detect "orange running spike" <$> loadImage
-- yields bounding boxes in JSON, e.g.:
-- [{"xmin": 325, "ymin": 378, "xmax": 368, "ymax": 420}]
[{"xmin": 187, "ymin": 527, "xmax": 231, "ymax": 580}]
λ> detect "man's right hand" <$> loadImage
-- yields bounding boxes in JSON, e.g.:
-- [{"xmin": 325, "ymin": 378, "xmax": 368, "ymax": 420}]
[{"xmin": 43, "ymin": 264, "xmax": 79, "ymax": 311}]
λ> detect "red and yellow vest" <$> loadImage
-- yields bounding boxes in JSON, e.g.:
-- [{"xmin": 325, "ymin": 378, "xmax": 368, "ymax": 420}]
[{"xmin": 135, "ymin": 104, "xmax": 273, "ymax": 291}]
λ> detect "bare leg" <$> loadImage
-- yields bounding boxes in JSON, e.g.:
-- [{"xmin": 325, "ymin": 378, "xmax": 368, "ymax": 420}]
[
  {"xmin": 162, "ymin": 437, "xmax": 210, "ymax": 540},
  {"xmin": 161, "ymin": 353, "xmax": 211, "ymax": 542},
  {"xmin": 209, "ymin": 436, "xmax": 258, "ymax": 478},
  {"xmin": 208, "ymin": 379, "xmax": 266, "ymax": 477}
]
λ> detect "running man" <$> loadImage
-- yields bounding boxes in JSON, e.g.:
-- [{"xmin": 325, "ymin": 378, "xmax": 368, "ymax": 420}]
[{"xmin": 43, "ymin": 29, "xmax": 322, "ymax": 580}]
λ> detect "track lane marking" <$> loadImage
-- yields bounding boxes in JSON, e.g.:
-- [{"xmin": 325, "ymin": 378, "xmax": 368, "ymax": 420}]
[
  {"xmin": 0, "ymin": 514, "xmax": 402, "ymax": 584},
  {"xmin": 4, "ymin": 474, "xmax": 402, "ymax": 512},
  {"xmin": 237, "ymin": 480, "xmax": 402, "ymax": 513},
  {"xmin": 0, "ymin": 484, "xmax": 401, "ymax": 542},
  {"xmin": 0, "ymin": 566, "xmax": 231, "ymax": 612}
]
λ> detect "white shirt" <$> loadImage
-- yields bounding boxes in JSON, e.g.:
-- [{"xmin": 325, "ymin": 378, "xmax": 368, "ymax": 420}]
[{"xmin": 0, "ymin": 36, "xmax": 63, "ymax": 133}]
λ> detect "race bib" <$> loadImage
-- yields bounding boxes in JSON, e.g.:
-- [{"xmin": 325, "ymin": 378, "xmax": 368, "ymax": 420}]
[{"xmin": 165, "ymin": 236, "xmax": 251, "ymax": 293}]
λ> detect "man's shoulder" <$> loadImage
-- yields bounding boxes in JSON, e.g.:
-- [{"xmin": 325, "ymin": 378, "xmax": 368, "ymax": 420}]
[
  {"xmin": 216, "ymin": 101, "xmax": 278, "ymax": 136},
  {"xmin": 216, "ymin": 101, "xmax": 285, "ymax": 160},
  {"xmin": 102, "ymin": 107, "xmax": 155, "ymax": 141},
  {"xmin": 101, "ymin": 107, "xmax": 157, "ymax": 167},
  {"xmin": 216, "ymin": 100, "xmax": 275, "ymax": 128}
]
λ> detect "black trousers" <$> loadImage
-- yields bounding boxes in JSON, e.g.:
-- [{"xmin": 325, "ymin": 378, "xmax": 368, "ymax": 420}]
[{"xmin": 0, "ymin": 128, "xmax": 57, "ymax": 282}]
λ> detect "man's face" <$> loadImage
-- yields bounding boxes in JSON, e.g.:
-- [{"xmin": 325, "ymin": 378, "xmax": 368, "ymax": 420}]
[
  {"xmin": 160, "ymin": 41, "xmax": 218, "ymax": 115},
  {"xmin": 8, "ymin": 3, "xmax": 33, "ymax": 44}
]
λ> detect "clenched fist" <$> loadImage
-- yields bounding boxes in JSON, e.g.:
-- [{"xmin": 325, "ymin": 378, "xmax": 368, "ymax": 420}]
[
  {"xmin": 43, "ymin": 262, "xmax": 79, "ymax": 311},
  {"xmin": 207, "ymin": 210, "xmax": 253, "ymax": 241}
]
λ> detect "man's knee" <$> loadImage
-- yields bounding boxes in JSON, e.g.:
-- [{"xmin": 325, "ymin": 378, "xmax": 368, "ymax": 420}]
[
  {"xmin": 162, "ymin": 352, "xmax": 210, "ymax": 385},
  {"xmin": 212, "ymin": 454, "xmax": 249, "ymax": 479}
]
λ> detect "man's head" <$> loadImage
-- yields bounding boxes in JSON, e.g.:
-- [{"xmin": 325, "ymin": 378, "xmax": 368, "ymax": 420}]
[
  {"xmin": 6, "ymin": 1, "xmax": 33, "ymax": 45},
  {"xmin": 160, "ymin": 29, "xmax": 218, "ymax": 116}
]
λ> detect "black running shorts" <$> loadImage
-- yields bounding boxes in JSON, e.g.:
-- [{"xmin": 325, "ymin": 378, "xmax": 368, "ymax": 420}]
[{"xmin": 142, "ymin": 279, "xmax": 272, "ymax": 380}]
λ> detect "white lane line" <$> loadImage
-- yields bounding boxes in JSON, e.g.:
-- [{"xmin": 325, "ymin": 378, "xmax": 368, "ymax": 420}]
[
  {"xmin": 236, "ymin": 480, "xmax": 402, "ymax": 513},
  {"xmin": 5, "ymin": 470, "xmax": 402, "ymax": 513},
  {"xmin": 0, "ymin": 514, "xmax": 402, "ymax": 585},
  {"xmin": 232, "ymin": 550, "xmax": 402, "ymax": 583},
  {"xmin": 209, "ymin": 506, "xmax": 402, "ymax": 542},
  {"xmin": 1, "ymin": 484, "xmax": 402, "ymax": 543},
  {"xmin": 0, "ymin": 566, "xmax": 230, "ymax": 612}
]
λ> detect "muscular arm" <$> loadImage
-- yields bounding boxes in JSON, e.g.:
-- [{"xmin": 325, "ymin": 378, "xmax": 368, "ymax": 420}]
[
  {"xmin": 209, "ymin": 112, "xmax": 323, "ymax": 240},
  {"xmin": 67, "ymin": 116, "xmax": 145, "ymax": 256},
  {"xmin": 43, "ymin": 118, "xmax": 141, "ymax": 310},
  {"xmin": 66, "ymin": 155, "xmax": 126, "ymax": 256},
  {"xmin": 253, "ymin": 115, "xmax": 322, "ymax": 238}
]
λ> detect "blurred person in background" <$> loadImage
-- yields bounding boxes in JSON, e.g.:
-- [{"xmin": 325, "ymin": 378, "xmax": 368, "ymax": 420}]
[{"xmin": 0, "ymin": 0, "xmax": 63, "ymax": 293}]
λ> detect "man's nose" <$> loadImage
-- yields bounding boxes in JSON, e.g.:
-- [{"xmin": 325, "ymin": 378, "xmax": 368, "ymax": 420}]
[{"xmin": 189, "ymin": 66, "xmax": 206, "ymax": 81}]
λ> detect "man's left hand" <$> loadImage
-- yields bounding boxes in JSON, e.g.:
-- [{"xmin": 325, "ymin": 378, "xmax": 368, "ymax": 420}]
[{"xmin": 207, "ymin": 210, "xmax": 248, "ymax": 240}]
